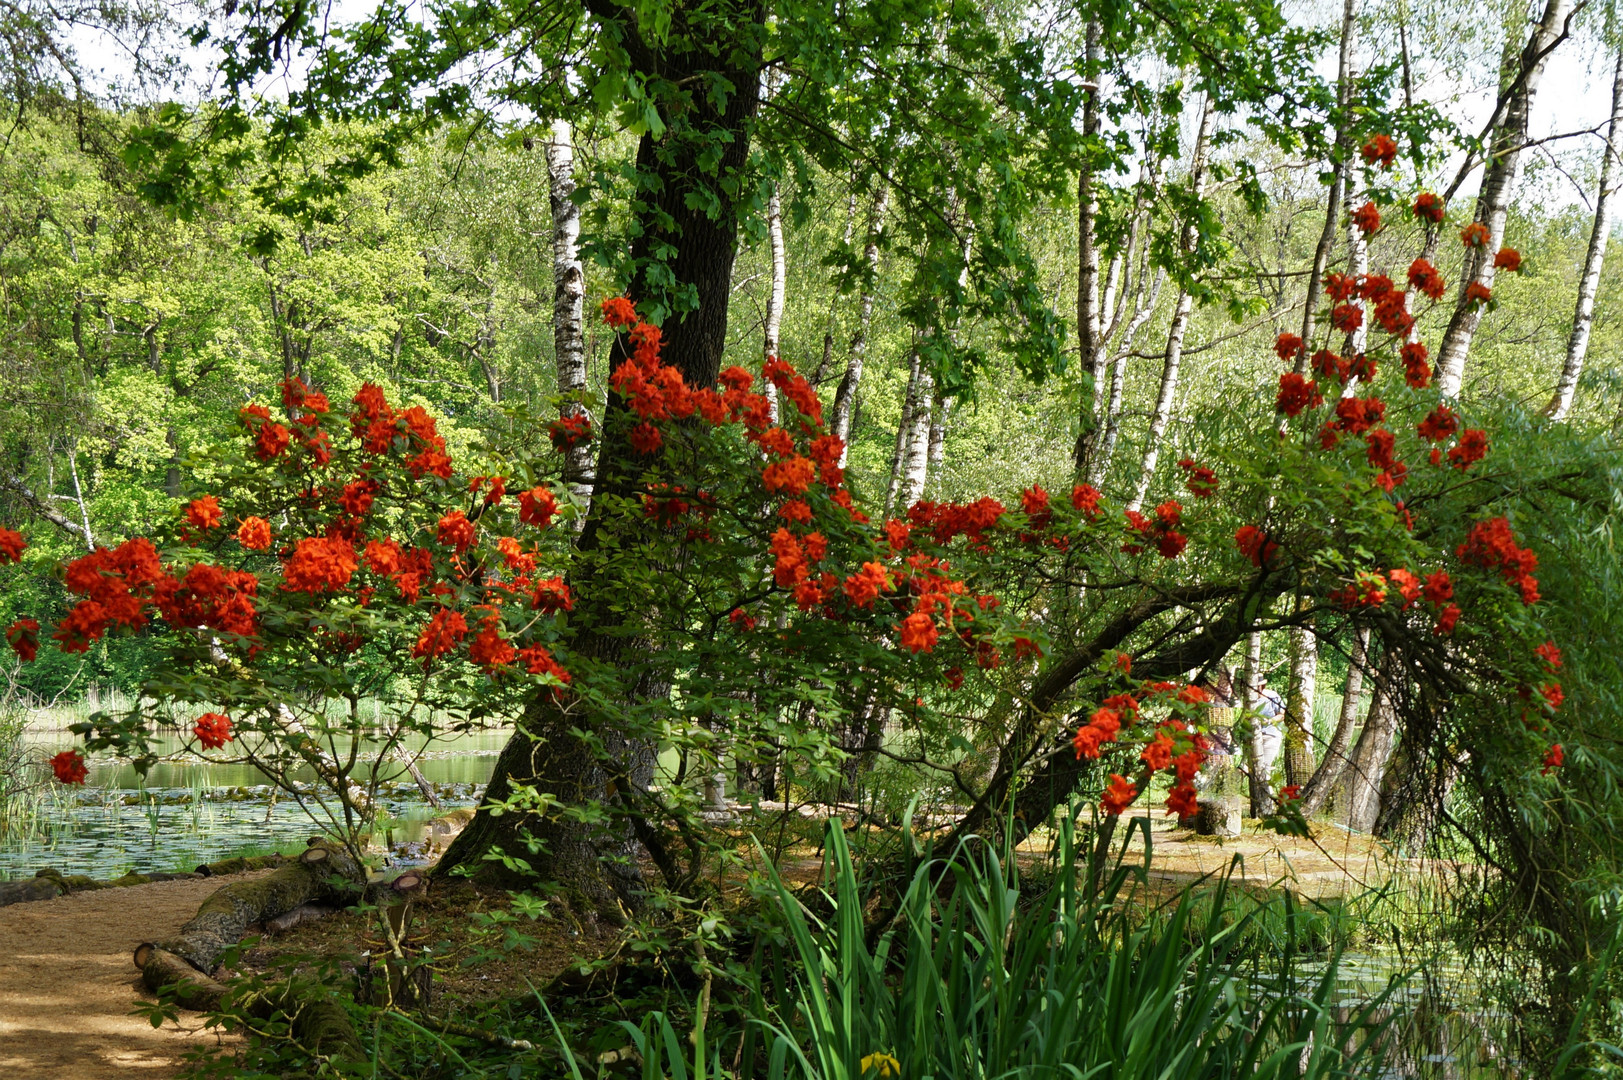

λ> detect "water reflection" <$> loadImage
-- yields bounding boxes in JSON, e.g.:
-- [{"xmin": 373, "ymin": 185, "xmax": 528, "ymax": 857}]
[{"xmin": 1, "ymin": 727, "xmax": 509, "ymax": 881}]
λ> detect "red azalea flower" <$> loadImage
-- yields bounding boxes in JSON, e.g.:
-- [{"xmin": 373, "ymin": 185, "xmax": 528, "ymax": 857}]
[
  {"xmin": 1412, "ymin": 192, "xmax": 1445, "ymax": 224},
  {"xmin": 193, "ymin": 712, "xmax": 234, "ymax": 749},
  {"xmin": 6, "ymin": 618, "xmax": 40, "ymax": 662},
  {"xmin": 52, "ymin": 750, "xmax": 89, "ymax": 784},
  {"xmin": 1361, "ymin": 134, "xmax": 1397, "ymax": 167},
  {"xmin": 187, "ymin": 496, "xmax": 223, "ymax": 532}
]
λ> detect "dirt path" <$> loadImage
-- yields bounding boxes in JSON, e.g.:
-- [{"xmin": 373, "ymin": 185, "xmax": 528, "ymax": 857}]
[{"xmin": 0, "ymin": 873, "xmax": 265, "ymax": 1079}]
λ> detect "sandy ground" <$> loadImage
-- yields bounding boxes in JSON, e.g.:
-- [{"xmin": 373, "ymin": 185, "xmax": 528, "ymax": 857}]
[{"xmin": 0, "ymin": 873, "xmax": 266, "ymax": 1080}]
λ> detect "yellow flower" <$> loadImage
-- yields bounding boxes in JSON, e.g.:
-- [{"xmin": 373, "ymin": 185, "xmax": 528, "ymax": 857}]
[{"xmin": 860, "ymin": 1052, "xmax": 901, "ymax": 1078}]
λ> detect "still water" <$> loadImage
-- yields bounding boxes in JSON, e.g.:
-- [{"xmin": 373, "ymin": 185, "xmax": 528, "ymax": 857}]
[{"xmin": 1, "ymin": 727, "xmax": 508, "ymax": 881}]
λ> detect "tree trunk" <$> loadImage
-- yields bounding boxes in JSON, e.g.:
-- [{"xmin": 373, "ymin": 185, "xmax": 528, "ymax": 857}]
[
  {"xmin": 436, "ymin": 14, "xmax": 764, "ymax": 912},
  {"xmin": 1297, "ymin": 0, "xmax": 1357, "ymax": 367},
  {"xmin": 1127, "ymin": 98, "xmax": 1214, "ymax": 513},
  {"xmin": 898, "ymin": 363, "xmax": 934, "ymax": 507},
  {"xmin": 1072, "ymin": 19, "xmax": 1105, "ymax": 471},
  {"xmin": 547, "ymin": 119, "xmax": 594, "ymax": 497},
  {"xmin": 1546, "ymin": 41, "xmax": 1623, "ymax": 420},
  {"xmin": 1299, "ymin": 624, "xmax": 1367, "ymax": 816},
  {"xmin": 1282, "ymin": 619, "xmax": 1318, "ymax": 788},
  {"xmin": 1434, "ymin": 0, "xmax": 1571, "ymax": 398},
  {"xmin": 883, "ymin": 347, "xmax": 920, "ymax": 519},
  {"xmin": 1088, "ymin": 267, "xmax": 1164, "ymax": 488},
  {"xmin": 1340, "ymin": 669, "xmax": 1397, "ymax": 832},
  {"xmin": 833, "ymin": 187, "xmax": 886, "ymax": 464},
  {"xmin": 1242, "ymin": 630, "xmax": 1273, "ymax": 816}
]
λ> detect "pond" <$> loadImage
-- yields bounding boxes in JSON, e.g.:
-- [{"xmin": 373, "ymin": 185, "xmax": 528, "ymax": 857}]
[{"xmin": 1, "ymin": 725, "xmax": 508, "ymax": 881}]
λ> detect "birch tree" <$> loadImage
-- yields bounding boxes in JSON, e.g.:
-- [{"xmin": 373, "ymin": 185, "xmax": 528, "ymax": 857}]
[
  {"xmin": 1127, "ymin": 97, "xmax": 1215, "ymax": 513},
  {"xmin": 1434, "ymin": 0, "xmax": 1573, "ymax": 398},
  {"xmin": 546, "ymin": 120, "xmax": 592, "ymax": 495},
  {"xmin": 1545, "ymin": 37, "xmax": 1623, "ymax": 420}
]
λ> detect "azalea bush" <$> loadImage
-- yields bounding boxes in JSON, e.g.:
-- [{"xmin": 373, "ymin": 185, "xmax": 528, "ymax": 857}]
[{"xmin": 0, "ymin": 178, "xmax": 1577, "ymax": 880}]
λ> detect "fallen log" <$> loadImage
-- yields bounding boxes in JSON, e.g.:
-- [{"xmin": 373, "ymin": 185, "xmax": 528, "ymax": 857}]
[
  {"xmin": 0, "ymin": 867, "xmax": 201, "ymax": 908},
  {"xmin": 135, "ymin": 840, "xmax": 368, "ymax": 1065},
  {"xmin": 195, "ymin": 852, "xmax": 290, "ymax": 877}
]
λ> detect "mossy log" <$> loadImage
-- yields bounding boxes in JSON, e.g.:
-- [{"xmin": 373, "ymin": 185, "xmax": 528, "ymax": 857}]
[
  {"xmin": 0, "ymin": 867, "xmax": 200, "ymax": 908},
  {"xmin": 195, "ymin": 852, "xmax": 289, "ymax": 877},
  {"xmin": 141, "ymin": 842, "xmax": 362, "ymax": 973},
  {"xmin": 132, "ymin": 944, "xmax": 363, "ymax": 1059},
  {"xmin": 134, "ymin": 841, "xmax": 367, "ymax": 1065}
]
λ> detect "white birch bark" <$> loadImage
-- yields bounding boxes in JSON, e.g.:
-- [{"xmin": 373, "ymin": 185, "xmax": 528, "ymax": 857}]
[
  {"xmin": 546, "ymin": 119, "xmax": 592, "ymax": 494},
  {"xmin": 763, "ymin": 181, "xmax": 787, "ymax": 424},
  {"xmin": 1127, "ymin": 99, "xmax": 1214, "ymax": 513},
  {"xmin": 1298, "ymin": 0, "xmax": 1358, "ymax": 363},
  {"xmin": 1074, "ymin": 19, "xmax": 1105, "ymax": 471},
  {"xmin": 1340, "ymin": 670, "xmax": 1398, "ymax": 832},
  {"xmin": 1434, "ymin": 0, "xmax": 1571, "ymax": 398},
  {"xmin": 1546, "ymin": 41, "xmax": 1623, "ymax": 420},
  {"xmin": 1283, "ymin": 619, "xmax": 1319, "ymax": 788},
  {"xmin": 898, "ymin": 366, "xmax": 934, "ymax": 508},
  {"xmin": 882, "ymin": 347, "xmax": 920, "ymax": 519},
  {"xmin": 1299, "ymin": 625, "xmax": 1368, "ymax": 816},
  {"xmin": 833, "ymin": 187, "xmax": 887, "ymax": 463}
]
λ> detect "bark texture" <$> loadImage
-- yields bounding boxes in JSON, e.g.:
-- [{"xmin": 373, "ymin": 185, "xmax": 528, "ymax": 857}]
[
  {"xmin": 1546, "ymin": 40, "xmax": 1623, "ymax": 420},
  {"xmin": 436, "ymin": 10, "xmax": 765, "ymax": 908},
  {"xmin": 1282, "ymin": 621, "xmax": 1319, "ymax": 788},
  {"xmin": 1299, "ymin": 625, "xmax": 1367, "ymax": 815},
  {"xmin": 832, "ymin": 187, "xmax": 887, "ymax": 463},
  {"xmin": 1127, "ymin": 98, "xmax": 1214, "ymax": 512},
  {"xmin": 1340, "ymin": 672, "xmax": 1397, "ymax": 831},
  {"xmin": 134, "ymin": 842, "xmax": 366, "ymax": 1061},
  {"xmin": 1434, "ymin": 0, "xmax": 1571, "ymax": 397},
  {"xmin": 1297, "ymin": 0, "xmax": 1358, "ymax": 365},
  {"xmin": 548, "ymin": 119, "xmax": 594, "ymax": 495}
]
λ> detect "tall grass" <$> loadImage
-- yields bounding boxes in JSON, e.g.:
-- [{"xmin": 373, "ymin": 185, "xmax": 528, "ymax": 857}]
[{"xmin": 551, "ymin": 818, "xmax": 1406, "ymax": 1079}]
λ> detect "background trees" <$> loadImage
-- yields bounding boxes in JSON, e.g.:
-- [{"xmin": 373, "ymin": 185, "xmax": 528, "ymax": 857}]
[{"xmin": 3, "ymin": 0, "xmax": 1623, "ymax": 1058}]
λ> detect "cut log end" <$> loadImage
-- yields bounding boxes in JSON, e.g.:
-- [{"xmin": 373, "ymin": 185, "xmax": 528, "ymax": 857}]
[{"xmin": 391, "ymin": 871, "xmax": 425, "ymax": 894}]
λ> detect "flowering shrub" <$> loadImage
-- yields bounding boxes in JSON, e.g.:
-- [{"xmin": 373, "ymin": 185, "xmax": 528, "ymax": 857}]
[{"xmin": 0, "ymin": 155, "xmax": 1570, "ymax": 836}]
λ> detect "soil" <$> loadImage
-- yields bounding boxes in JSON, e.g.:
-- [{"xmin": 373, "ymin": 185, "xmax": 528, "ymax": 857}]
[{"xmin": 0, "ymin": 871, "xmax": 270, "ymax": 1080}]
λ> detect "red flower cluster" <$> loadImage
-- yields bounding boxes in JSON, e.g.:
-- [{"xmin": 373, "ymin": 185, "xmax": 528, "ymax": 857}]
[
  {"xmin": 51, "ymin": 750, "xmax": 88, "ymax": 784},
  {"xmin": 548, "ymin": 414, "xmax": 593, "ymax": 452},
  {"xmin": 1494, "ymin": 247, "xmax": 1522, "ymax": 273},
  {"xmin": 193, "ymin": 712, "xmax": 233, "ymax": 749},
  {"xmin": 0, "ymin": 525, "xmax": 23, "ymax": 563},
  {"xmin": 1401, "ymin": 342, "xmax": 1432, "ymax": 388},
  {"xmin": 1417, "ymin": 405, "xmax": 1458, "ymax": 443},
  {"xmin": 1541, "ymin": 743, "xmax": 1564, "ymax": 775},
  {"xmin": 1235, "ymin": 525, "xmax": 1279, "ymax": 568},
  {"xmin": 283, "ymin": 535, "xmax": 359, "ymax": 594},
  {"xmin": 1071, "ymin": 483, "xmax": 1101, "ymax": 519},
  {"xmin": 1274, "ymin": 333, "xmax": 1304, "ymax": 361},
  {"xmin": 156, "ymin": 562, "xmax": 260, "ymax": 639},
  {"xmin": 1535, "ymin": 641, "xmax": 1562, "ymax": 670},
  {"xmin": 468, "ymin": 613, "xmax": 517, "ymax": 671},
  {"xmin": 1412, "ymin": 192, "xmax": 1445, "ymax": 224},
  {"xmin": 1276, "ymin": 372, "xmax": 1322, "ymax": 417},
  {"xmin": 1178, "ymin": 459, "xmax": 1218, "ymax": 498},
  {"xmin": 1329, "ymin": 569, "xmax": 1388, "ymax": 609},
  {"xmin": 55, "ymin": 539, "xmax": 167, "ymax": 651},
  {"xmin": 1460, "ymin": 222, "xmax": 1490, "ymax": 248},
  {"xmin": 1331, "ymin": 303, "xmax": 1363, "ymax": 333},
  {"xmin": 1361, "ymin": 135, "xmax": 1397, "ymax": 167},
  {"xmin": 1101, "ymin": 774, "xmax": 1137, "ymax": 815},
  {"xmin": 240, "ymin": 404, "xmax": 291, "ymax": 461},
  {"xmin": 1406, "ymin": 258, "xmax": 1447, "ymax": 301},
  {"xmin": 1351, "ymin": 202, "xmax": 1381, "ymax": 236},
  {"xmin": 1464, "ymin": 281, "xmax": 1492, "ymax": 307},
  {"xmin": 413, "ymin": 607, "xmax": 469, "ymax": 661},
  {"xmin": 1457, "ymin": 517, "xmax": 1539, "ymax": 605},
  {"xmin": 6, "ymin": 618, "xmax": 39, "ymax": 662},
  {"xmin": 1123, "ymin": 501, "xmax": 1186, "ymax": 559},
  {"xmin": 437, "ymin": 510, "xmax": 477, "ymax": 553},
  {"xmin": 518, "ymin": 644, "xmax": 570, "ymax": 683},
  {"xmin": 907, "ymin": 497, "xmax": 1007, "ymax": 547},
  {"xmin": 187, "ymin": 496, "xmax": 223, "ymax": 532},
  {"xmin": 1446, "ymin": 428, "xmax": 1488, "ymax": 470}
]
